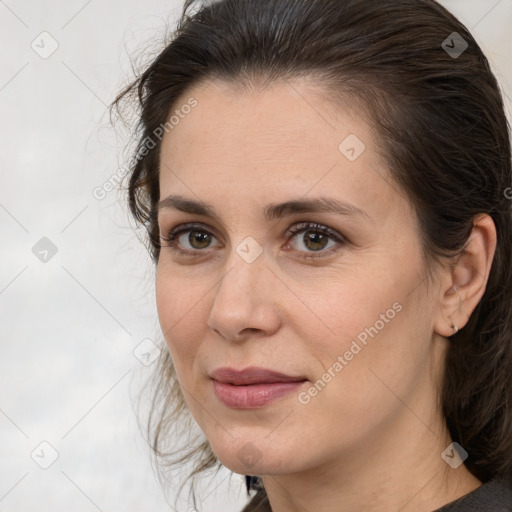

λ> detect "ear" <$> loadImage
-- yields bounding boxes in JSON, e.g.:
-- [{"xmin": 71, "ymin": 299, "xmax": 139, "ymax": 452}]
[{"xmin": 433, "ymin": 214, "xmax": 497, "ymax": 338}]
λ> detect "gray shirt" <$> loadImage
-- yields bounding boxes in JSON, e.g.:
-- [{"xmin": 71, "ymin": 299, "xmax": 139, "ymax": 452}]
[
  {"xmin": 436, "ymin": 476, "xmax": 512, "ymax": 511},
  {"xmin": 241, "ymin": 476, "xmax": 512, "ymax": 511}
]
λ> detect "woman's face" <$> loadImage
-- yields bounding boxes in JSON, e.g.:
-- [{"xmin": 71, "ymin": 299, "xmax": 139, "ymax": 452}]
[{"xmin": 155, "ymin": 78, "xmax": 447, "ymax": 476}]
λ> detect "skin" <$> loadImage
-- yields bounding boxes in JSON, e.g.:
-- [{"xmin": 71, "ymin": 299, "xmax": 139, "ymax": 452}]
[{"xmin": 155, "ymin": 78, "xmax": 496, "ymax": 511}]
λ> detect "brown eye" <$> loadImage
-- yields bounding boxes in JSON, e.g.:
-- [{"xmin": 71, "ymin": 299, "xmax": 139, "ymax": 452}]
[
  {"xmin": 160, "ymin": 223, "xmax": 221, "ymax": 254},
  {"xmin": 187, "ymin": 230, "xmax": 212, "ymax": 249},
  {"xmin": 301, "ymin": 231, "xmax": 330, "ymax": 251},
  {"xmin": 287, "ymin": 222, "xmax": 344, "ymax": 256}
]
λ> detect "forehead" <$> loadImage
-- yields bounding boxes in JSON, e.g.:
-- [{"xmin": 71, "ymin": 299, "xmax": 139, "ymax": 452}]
[
  {"xmin": 158, "ymin": 78, "xmax": 410, "ymax": 224},
  {"xmin": 163, "ymin": 78, "xmax": 363, "ymax": 156}
]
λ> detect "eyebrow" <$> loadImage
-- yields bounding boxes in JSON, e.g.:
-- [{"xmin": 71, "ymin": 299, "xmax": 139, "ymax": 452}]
[{"xmin": 158, "ymin": 194, "xmax": 371, "ymax": 222}]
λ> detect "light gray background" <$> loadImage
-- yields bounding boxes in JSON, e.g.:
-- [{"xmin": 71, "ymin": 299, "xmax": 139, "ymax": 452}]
[{"xmin": 1, "ymin": 1, "xmax": 511, "ymax": 511}]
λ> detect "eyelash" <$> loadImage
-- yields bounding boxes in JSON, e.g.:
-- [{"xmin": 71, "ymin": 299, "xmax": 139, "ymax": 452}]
[{"xmin": 159, "ymin": 222, "xmax": 347, "ymax": 261}]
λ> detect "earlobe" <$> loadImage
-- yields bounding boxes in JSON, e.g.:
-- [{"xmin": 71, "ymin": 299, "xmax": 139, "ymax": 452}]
[
  {"xmin": 448, "ymin": 286, "xmax": 460, "ymax": 335},
  {"xmin": 435, "ymin": 283, "xmax": 463, "ymax": 338},
  {"xmin": 433, "ymin": 214, "xmax": 497, "ymax": 339}
]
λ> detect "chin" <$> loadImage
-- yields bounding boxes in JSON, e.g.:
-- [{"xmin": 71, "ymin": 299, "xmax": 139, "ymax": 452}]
[{"xmin": 210, "ymin": 437, "xmax": 303, "ymax": 476}]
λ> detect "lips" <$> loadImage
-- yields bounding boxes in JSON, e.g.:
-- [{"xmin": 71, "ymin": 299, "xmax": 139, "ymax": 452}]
[
  {"xmin": 210, "ymin": 366, "xmax": 308, "ymax": 409},
  {"xmin": 210, "ymin": 366, "xmax": 307, "ymax": 386}
]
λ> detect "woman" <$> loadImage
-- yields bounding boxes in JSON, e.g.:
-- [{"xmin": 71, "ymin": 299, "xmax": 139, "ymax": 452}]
[{"xmin": 112, "ymin": 0, "xmax": 512, "ymax": 510}]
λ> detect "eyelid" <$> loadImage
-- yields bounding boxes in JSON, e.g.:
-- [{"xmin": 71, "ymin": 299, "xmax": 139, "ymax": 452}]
[
  {"xmin": 160, "ymin": 222, "xmax": 219, "ymax": 239},
  {"xmin": 285, "ymin": 221, "xmax": 346, "ymax": 242}
]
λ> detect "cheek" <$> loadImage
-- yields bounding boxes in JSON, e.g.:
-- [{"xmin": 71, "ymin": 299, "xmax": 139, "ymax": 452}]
[
  {"xmin": 155, "ymin": 266, "xmax": 206, "ymax": 373},
  {"xmin": 296, "ymin": 249, "xmax": 428, "ymax": 381},
  {"xmin": 294, "ymin": 259, "xmax": 407, "ymax": 345},
  {"xmin": 298, "ymin": 264, "xmax": 432, "ymax": 427}
]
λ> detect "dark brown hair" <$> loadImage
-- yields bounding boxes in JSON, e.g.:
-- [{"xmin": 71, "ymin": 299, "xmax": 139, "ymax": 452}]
[{"xmin": 112, "ymin": 0, "xmax": 512, "ymax": 509}]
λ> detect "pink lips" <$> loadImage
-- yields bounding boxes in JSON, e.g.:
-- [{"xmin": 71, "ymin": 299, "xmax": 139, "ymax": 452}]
[{"xmin": 210, "ymin": 366, "xmax": 307, "ymax": 409}]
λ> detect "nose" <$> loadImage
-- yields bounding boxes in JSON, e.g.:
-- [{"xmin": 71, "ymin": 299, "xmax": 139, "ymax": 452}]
[{"xmin": 206, "ymin": 249, "xmax": 282, "ymax": 341}]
